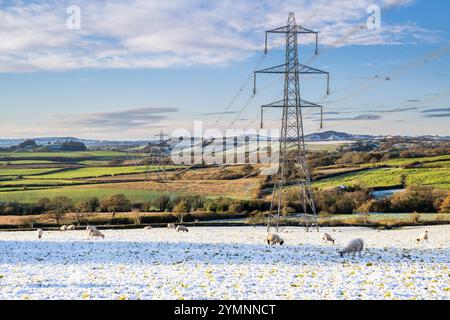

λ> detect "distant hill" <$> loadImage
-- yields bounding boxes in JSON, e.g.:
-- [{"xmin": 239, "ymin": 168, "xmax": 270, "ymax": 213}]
[
  {"xmin": 304, "ymin": 131, "xmax": 375, "ymax": 141},
  {"xmin": 0, "ymin": 137, "xmax": 151, "ymax": 148},
  {"xmin": 0, "ymin": 131, "xmax": 448, "ymax": 149}
]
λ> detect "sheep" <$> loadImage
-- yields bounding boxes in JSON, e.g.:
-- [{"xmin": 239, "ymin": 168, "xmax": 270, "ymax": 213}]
[
  {"xmin": 416, "ymin": 230, "xmax": 429, "ymax": 243},
  {"xmin": 88, "ymin": 228, "xmax": 105, "ymax": 239},
  {"xmin": 176, "ymin": 225, "xmax": 189, "ymax": 232},
  {"xmin": 266, "ymin": 233, "xmax": 284, "ymax": 245},
  {"xmin": 167, "ymin": 223, "xmax": 176, "ymax": 229},
  {"xmin": 36, "ymin": 228, "xmax": 43, "ymax": 239},
  {"xmin": 321, "ymin": 232, "xmax": 335, "ymax": 244},
  {"xmin": 60, "ymin": 225, "xmax": 68, "ymax": 231},
  {"xmin": 339, "ymin": 239, "xmax": 364, "ymax": 257},
  {"xmin": 143, "ymin": 226, "xmax": 152, "ymax": 230},
  {"xmin": 67, "ymin": 225, "xmax": 76, "ymax": 230}
]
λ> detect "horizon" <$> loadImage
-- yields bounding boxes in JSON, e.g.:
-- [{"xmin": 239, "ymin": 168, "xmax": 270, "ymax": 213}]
[
  {"xmin": 1, "ymin": 129, "xmax": 449, "ymax": 143},
  {"xmin": 1, "ymin": 0, "xmax": 450, "ymax": 139}
]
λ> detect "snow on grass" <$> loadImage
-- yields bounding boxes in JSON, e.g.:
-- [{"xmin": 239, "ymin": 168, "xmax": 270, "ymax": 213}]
[{"xmin": 0, "ymin": 226, "xmax": 449, "ymax": 300}]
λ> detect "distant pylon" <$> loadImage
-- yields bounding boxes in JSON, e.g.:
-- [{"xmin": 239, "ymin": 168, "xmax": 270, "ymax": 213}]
[
  {"xmin": 148, "ymin": 130, "xmax": 168, "ymax": 182},
  {"xmin": 254, "ymin": 12, "xmax": 329, "ymax": 232}
]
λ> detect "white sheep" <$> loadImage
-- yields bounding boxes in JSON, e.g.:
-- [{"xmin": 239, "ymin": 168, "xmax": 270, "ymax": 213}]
[
  {"xmin": 321, "ymin": 232, "xmax": 335, "ymax": 244},
  {"xmin": 67, "ymin": 225, "xmax": 76, "ymax": 230},
  {"xmin": 60, "ymin": 225, "xmax": 68, "ymax": 231},
  {"xmin": 88, "ymin": 228, "xmax": 105, "ymax": 239},
  {"xmin": 176, "ymin": 225, "xmax": 189, "ymax": 232},
  {"xmin": 339, "ymin": 239, "xmax": 364, "ymax": 257},
  {"xmin": 167, "ymin": 223, "xmax": 176, "ymax": 229},
  {"xmin": 143, "ymin": 226, "xmax": 152, "ymax": 230},
  {"xmin": 416, "ymin": 230, "xmax": 429, "ymax": 243},
  {"xmin": 266, "ymin": 233, "xmax": 284, "ymax": 245},
  {"xmin": 36, "ymin": 228, "xmax": 43, "ymax": 239}
]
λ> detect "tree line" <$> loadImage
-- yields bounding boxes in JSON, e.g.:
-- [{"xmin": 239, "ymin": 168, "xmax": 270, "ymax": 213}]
[{"xmin": 1, "ymin": 185, "xmax": 448, "ymax": 222}]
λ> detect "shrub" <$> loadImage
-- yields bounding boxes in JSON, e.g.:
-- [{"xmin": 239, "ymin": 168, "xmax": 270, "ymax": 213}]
[
  {"xmin": 314, "ymin": 189, "xmax": 369, "ymax": 215},
  {"xmin": 100, "ymin": 194, "xmax": 132, "ymax": 213},
  {"xmin": 409, "ymin": 212, "xmax": 420, "ymax": 224},
  {"xmin": 440, "ymin": 195, "xmax": 450, "ymax": 213},
  {"xmin": 49, "ymin": 196, "xmax": 73, "ymax": 223},
  {"xmin": 367, "ymin": 198, "xmax": 392, "ymax": 213},
  {"xmin": 391, "ymin": 186, "xmax": 436, "ymax": 213},
  {"xmin": 74, "ymin": 197, "xmax": 99, "ymax": 224},
  {"xmin": 173, "ymin": 200, "xmax": 191, "ymax": 223},
  {"xmin": 153, "ymin": 195, "xmax": 172, "ymax": 212},
  {"xmin": 37, "ymin": 198, "xmax": 52, "ymax": 212},
  {"xmin": 131, "ymin": 210, "xmax": 142, "ymax": 225}
]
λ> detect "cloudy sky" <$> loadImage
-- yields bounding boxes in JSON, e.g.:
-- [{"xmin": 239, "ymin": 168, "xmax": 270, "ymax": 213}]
[{"xmin": 0, "ymin": 0, "xmax": 449, "ymax": 139}]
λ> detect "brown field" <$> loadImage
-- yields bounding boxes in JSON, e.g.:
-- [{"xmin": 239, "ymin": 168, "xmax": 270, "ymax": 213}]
[{"xmin": 76, "ymin": 177, "xmax": 263, "ymax": 199}]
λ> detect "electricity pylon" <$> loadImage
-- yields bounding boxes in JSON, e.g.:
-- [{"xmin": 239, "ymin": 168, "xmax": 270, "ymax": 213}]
[
  {"xmin": 154, "ymin": 130, "xmax": 168, "ymax": 182},
  {"xmin": 253, "ymin": 12, "xmax": 329, "ymax": 232}
]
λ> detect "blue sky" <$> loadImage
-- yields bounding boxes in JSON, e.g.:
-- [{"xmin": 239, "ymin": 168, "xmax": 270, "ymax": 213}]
[{"xmin": 0, "ymin": 0, "xmax": 449, "ymax": 139}]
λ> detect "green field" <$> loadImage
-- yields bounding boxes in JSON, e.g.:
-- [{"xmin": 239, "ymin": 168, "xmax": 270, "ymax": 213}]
[
  {"xmin": 0, "ymin": 160, "xmax": 58, "ymax": 165},
  {"xmin": 422, "ymin": 160, "xmax": 450, "ymax": 168},
  {"xmin": 0, "ymin": 168, "xmax": 62, "ymax": 176},
  {"xmin": 0, "ymin": 151, "xmax": 128, "ymax": 160},
  {"xmin": 0, "ymin": 179, "xmax": 85, "ymax": 186},
  {"xmin": 0, "ymin": 187, "xmax": 189, "ymax": 204},
  {"xmin": 314, "ymin": 167, "xmax": 450, "ymax": 190},
  {"xmin": 362, "ymin": 155, "xmax": 450, "ymax": 168},
  {"xmin": 36, "ymin": 165, "xmax": 182, "ymax": 179}
]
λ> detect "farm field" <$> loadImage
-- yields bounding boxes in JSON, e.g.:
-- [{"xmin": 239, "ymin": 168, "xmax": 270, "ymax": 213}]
[
  {"xmin": 0, "ymin": 149, "xmax": 448, "ymax": 208},
  {"xmin": 0, "ymin": 160, "xmax": 58, "ymax": 165},
  {"xmin": 35, "ymin": 166, "xmax": 161, "ymax": 179},
  {"xmin": 0, "ymin": 151, "xmax": 128, "ymax": 160},
  {"xmin": 313, "ymin": 168, "xmax": 450, "ymax": 190},
  {"xmin": 0, "ymin": 168, "xmax": 62, "ymax": 177},
  {"xmin": 0, "ymin": 225, "xmax": 448, "ymax": 300},
  {"xmin": 0, "ymin": 187, "xmax": 190, "ymax": 204},
  {"xmin": 0, "ymin": 176, "xmax": 261, "ymax": 204}
]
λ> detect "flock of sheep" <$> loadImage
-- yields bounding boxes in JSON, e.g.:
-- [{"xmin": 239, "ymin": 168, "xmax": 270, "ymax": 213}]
[
  {"xmin": 265, "ymin": 229, "xmax": 429, "ymax": 257},
  {"xmin": 35, "ymin": 225, "xmax": 430, "ymax": 258},
  {"xmin": 35, "ymin": 223, "xmax": 190, "ymax": 241}
]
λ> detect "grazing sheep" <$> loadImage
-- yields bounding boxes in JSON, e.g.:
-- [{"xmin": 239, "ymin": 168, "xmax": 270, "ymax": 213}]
[
  {"xmin": 321, "ymin": 232, "xmax": 335, "ymax": 244},
  {"xmin": 416, "ymin": 230, "xmax": 429, "ymax": 243},
  {"xmin": 266, "ymin": 233, "xmax": 284, "ymax": 245},
  {"xmin": 143, "ymin": 226, "xmax": 152, "ymax": 230},
  {"xmin": 176, "ymin": 225, "xmax": 189, "ymax": 232},
  {"xmin": 339, "ymin": 239, "xmax": 364, "ymax": 257},
  {"xmin": 167, "ymin": 223, "xmax": 176, "ymax": 229},
  {"xmin": 60, "ymin": 225, "xmax": 68, "ymax": 231},
  {"xmin": 67, "ymin": 225, "xmax": 76, "ymax": 230},
  {"xmin": 88, "ymin": 228, "xmax": 105, "ymax": 239},
  {"xmin": 36, "ymin": 228, "xmax": 43, "ymax": 239}
]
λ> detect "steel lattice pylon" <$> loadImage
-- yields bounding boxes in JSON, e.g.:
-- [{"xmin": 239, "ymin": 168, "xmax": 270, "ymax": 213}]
[
  {"xmin": 254, "ymin": 12, "xmax": 329, "ymax": 232},
  {"xmin": 150, "ymin": 130, "xmax": 168, "ymax": 183}
]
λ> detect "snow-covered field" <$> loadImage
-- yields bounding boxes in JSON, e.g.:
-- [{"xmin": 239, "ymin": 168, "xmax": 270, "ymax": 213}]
[{"xmin": 0, "ymin": 225, "xmax": 449, "ymax": 300}]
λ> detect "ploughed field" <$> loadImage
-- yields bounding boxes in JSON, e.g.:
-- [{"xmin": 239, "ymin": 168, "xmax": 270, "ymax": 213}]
[{"xmin": 0, "ymin": 225, "xmax": 448, "ymax": 300}]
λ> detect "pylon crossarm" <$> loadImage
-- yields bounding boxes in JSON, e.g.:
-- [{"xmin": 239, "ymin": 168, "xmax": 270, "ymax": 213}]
[
  {"xmin": 265, "ymin": 25, "xmax": 317, "ymax": 35},
  {"xmin": 255, "ymin": 63, "xmax": 287, "ymax": 74},
  {"xmin": 266, "ymin": 25, "xmax": 289, "ymax": 33},
  {"xmin": 298, "ymin": 64, "xmax": 326, "ymax": 74},
  {"xmin": 265, "ymin": 25, "xmax": 319, "ymax": 54},
  {"xmin": 259, "ymin": 99, "xmax": 324, "ymax": 129},
  {"xmin": 296, "ymin": 26, "xmax": 317, "ymax": 34},
  {"xmin": 254, "ymin": 64, "xmax": 329, "ymax": 95}
]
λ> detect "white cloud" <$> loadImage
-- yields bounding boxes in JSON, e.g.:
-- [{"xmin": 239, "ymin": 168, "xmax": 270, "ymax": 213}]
[{"xmin": 0, "ymin": 0, "xmax": 439, "ymax": 72}]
